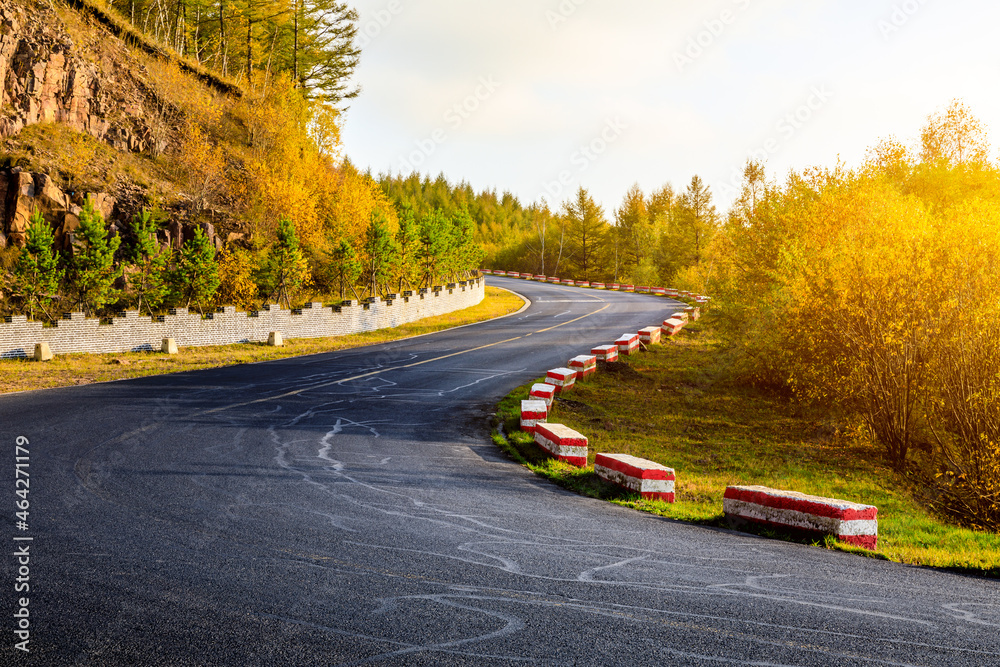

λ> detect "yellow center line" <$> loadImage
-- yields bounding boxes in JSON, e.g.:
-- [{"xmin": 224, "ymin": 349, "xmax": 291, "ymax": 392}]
[{"xmin": 199, "ymin": 303, "xmax": 611, "ymax": 415}]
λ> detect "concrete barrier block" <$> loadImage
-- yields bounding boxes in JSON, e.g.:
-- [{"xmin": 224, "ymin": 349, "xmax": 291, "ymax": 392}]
[
  {"xmin": 615, "ymin": 333, "xmax": 640, "ymax": 356},
  {"xmin": 652, "ymin": 287, "xmax": 666, "ymax": 296},
  {"xmin": 534, "ymin": 423, "xmax": 588, "ymax": 466},
  {"xmin": 662, "ymin": 318, "xmax": 685, "ymax": 337},
  {"xmin": 268, "ymin": 331, "xmax": 284, "ymax": 346},
  {"xmin": 547, "ymin": 277, "xmax": 560, "ymax": 284},
  {"xmin": 162, "ymin": 338, "xmax": 178, "ymax": 355},
  {"xmin": 592, "ymin": 282, "xmax": 606, "ymax": 289},
  {"xmin": 575, "ymin": 281, "xmax": 590, "ymax": 287},
  {"xmin": 622, "ymin": 285, "xmax": 635, "ymax": 292},
  {"xmin": 33, "ymin": 342, "xmax": 53, "ymax": 361},
  {"xmin": 723, "ymin": 485, "xmax": 878, "ymax": 550},
  {"xmin": 638, "ymin": 326, "xmax": 662, "ymax": 346},
  {"xmin": 591, "ymin": 345, "xmax": 619, "ymax": 362},
  {"xmin": 545, "ymin": 367, "xmax": 577, "ymax": 393},
  {"xmin": 595, "ymin": 453, "xmax": 675, "ymax": 502},
  {"xmin": 671, "ymin": 311, "xmax": 689, "ymax": 324},
  {"xmin": 530, "ymin": 383, "xmax": 556, "ymax": 407},
  {"xmin": 520, "ymin": 399, "xmax": 549, "ymax": 433},
  {"xmin": 561, "ymin": 279, "xmax": 575, "ymax": 286},
  {"xmin": 568, "ymin": 354, "xmax": 597, "ymax": 379}
]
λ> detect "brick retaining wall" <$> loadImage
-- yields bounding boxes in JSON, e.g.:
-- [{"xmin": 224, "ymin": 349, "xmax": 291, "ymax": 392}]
[{"xmin": 0, "ymin": 280, "xmax": 485, "ymax": 357}]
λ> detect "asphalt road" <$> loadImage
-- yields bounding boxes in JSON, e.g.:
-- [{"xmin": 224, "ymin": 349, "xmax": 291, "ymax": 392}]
[{"xmin": 2, "ymin": 276, "xmax": 999, "ymax": 666}]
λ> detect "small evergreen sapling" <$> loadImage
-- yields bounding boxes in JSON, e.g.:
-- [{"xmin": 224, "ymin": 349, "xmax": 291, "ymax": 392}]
[
  {"xmin": 260, "ymin": 217, "xmax": 310, "ymax": 308},
  {"xmin": 171, "ymin": 227, "xmax": 220, "ymax": 314},
  {"xmin": 127, "ymin": 209, "xmax": 169, "ymax": 316},
  {"xmin": 66, "ymin": 197, "xmax": 121, "ymax": 316},
  {"xmin": 10, "ymin": 209, "xmax": 62, "ymax": 320}
]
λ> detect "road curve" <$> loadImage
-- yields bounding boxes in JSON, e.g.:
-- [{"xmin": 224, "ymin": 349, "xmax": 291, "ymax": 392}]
[{"xmin": 2, "ymin": 276, "xmax": 998, "ymax": 666}]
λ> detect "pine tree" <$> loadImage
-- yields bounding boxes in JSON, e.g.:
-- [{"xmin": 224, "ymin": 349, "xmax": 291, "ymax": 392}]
[
  {"xmin": 394, "ymin": 207, "xmax": 421, "ymax": 292},
  {"xmin": 260, "ymin": 217, "xmax": 310, "ymax": 307},
  {"xmin": 418, "ymin": 210, "xmax": 452, "ymax": 287},
  {"xmin": 563, "ymin": 187, "xmax": 608, "ymax": 281},
  {"xmin": 451, "ymin": 207, "xmax": 484, "ymax": 280},
  {"xmin": 171, "ymin": 227, "xmax": 220, "ymax": 313},
  {"xmin": 128, "ymin": 209, "xmax": 170, "ymax": 316},
  {"xmin": 66, "ymin": 197, "xmax": 122, "ymax": 316},
  {"xmin": 10, "ymin": 209, "xmax": 62, "ymax": 321},
  {"xmin": 362, "ymin": 211, "xmax": 396, "ymax": 298},
  {"xmin": 327, "ymin": 238, "xmax": 361, "ymax": 300}
]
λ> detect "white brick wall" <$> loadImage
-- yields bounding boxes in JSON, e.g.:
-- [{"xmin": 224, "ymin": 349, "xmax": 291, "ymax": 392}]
[{"xmin": 0, "ymin": 280, "xmax": 485, "ymax": 357}]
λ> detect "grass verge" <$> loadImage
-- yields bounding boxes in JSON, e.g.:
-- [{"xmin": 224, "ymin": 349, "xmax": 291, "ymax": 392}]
[
  {"xmin": 0, "ymin": 286, "xmax": 524, "ymax": 395},
  {"xmin": 493, "ymin": 315, "xmax": 1000, "ymax": 576}
]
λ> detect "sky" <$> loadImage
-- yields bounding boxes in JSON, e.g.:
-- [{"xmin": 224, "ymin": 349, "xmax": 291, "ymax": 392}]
[{"xmin": 340, "ymin": 0, "xmax": 1000, "ymax": 215}]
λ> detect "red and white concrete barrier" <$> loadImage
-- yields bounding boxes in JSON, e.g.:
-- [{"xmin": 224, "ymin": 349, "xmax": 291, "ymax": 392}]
[
  {"xmin": 520, "ymin": 399, "xmax": 549, "ymax": 433},
  {"xmin": 638, "ymin": 326, "xmax": 661, "ymax": 346},
  {"xmin": 576, "ymin": 281, "xmax": 590, "ymax": 287},
  {"xmin": 534, "ymin": 423, "xmax": 588, "ymax": 467},
  {"xmin": 723, "ymin": 485, "xmax": 878, "ymax": 550},
  {"xmin": 637, "ymin": 286, "xmax": 651, "ymax": 294},
  {"xmin": 652, "ymin": 287, "xmax": 666, "ymax": 296},
  {"xmin": 530, "ymin": 382, "xmax": 556, "ymax": 407},
  {"xmin": 568, "ymin": 354, "xmax": 597, "ymax": 379},
  {"xmin": 615, "ymin": 333, "xmax": 640, "ymax": 356},
  {"xmin": 595, "ymin": 454, "xmax": 675, "ymax": 502},
  {"xmin": 622, "ymin": 285, "xmax": 635, "ymax": 292},
  {"xmin": 662, "ymin": 317, "xmax": 685, "ymax": 337},
  {"xmin": 561, "ymin": 278, "xmax": 575, "ymax": 286},
  {"xmin": 534, "ymin": 274, "xmax": 546, "ymax": 281},
  {"xmin": 665, "ymin": 288, "xmax": 679, "ymax": 297},
  {"xmin": 547, "ymin": 276, "xmax": 560, "ymax": 284},
  {"xmin": 591, "ymin": 345, "xmax": 619, "ymax": 362},
  {"xmin": 545, "ymin": 367, "xmax": 577, "ymax": 393},
  {"xmin": 685, "ymin": 306, "xmax": 701, "ymax": 321},
  {"xmin": 592, "ymin": 282, "xmax": 606, "ymax": 289},
  {"xmin": 671, "ymin": 311, "xmax": 689, "ymax": 324},
  {"xmin": 609, "ymin": 283, "xmax": 621, "ymax": 290}
]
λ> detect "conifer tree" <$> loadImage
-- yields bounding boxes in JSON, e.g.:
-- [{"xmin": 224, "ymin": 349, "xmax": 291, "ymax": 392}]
[
  {"xmin": 362, "ymin": 211, "xmax": 396, "ymax": 298},
  {"xmin": 10, "ymin": 209, "xmax": 62, "ymax": 321},
  {"xmin": 394, "ymin": 207, "xmax": 420, "ymax": 292},
  {"xmin": 327, "ymin": 238, "xmax": 361, "ymax": 300},
  {"xmin": 66, "ymin": 197, "xmax": 122, "ymax": 316},
  {"xmin": 418, "ymin": 210, "xmax": 451, "ymax": 287},
  {"xmin": 171, "ymin": 227, "xmax": 220, "ymax": 313},
  {"xmin": 128, "ymin": 209, "xmax": 170, "ymax": 315},
  {"xmin": 260, "ymin": 217, "xmax": 310, "ymax": 307}
]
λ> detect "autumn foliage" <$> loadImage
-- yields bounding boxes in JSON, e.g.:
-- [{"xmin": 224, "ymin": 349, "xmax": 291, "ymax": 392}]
[{"xmin": 710, "ymin": 101, "xmax": 1000, "ymax": 529}]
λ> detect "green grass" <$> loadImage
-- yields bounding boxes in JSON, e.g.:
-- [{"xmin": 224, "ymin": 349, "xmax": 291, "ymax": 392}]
[
  {"xmin": 1, "ymin": 287, "xmax": 525, "ymax": 394},
  {"xmin": 493, "ymin": 315, "xmax": 1000, "ymax": 575}
]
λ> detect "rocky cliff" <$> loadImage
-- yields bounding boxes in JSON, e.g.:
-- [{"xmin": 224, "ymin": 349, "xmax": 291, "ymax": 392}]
[
  {"xmin": 0, "ymin": 0, "xmax": 231, "ymax": 250},
  {"xmin": 0, "ymin": 0, "xmax": 160, "ymax": 153}
]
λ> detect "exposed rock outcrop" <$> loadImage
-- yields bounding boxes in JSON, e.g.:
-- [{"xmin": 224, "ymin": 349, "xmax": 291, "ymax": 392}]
[
  {"xmin": 0, "ymin": 0, "xmax": 162, "ymax": 155},
  {"xmin": 0, "ymin": 167, "xmax": 115, "ymax": 247}
]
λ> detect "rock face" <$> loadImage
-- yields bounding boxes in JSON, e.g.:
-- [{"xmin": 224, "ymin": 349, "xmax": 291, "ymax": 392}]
[
  {"xmin": 0, "ymin": 1, "xmax": 240, "ymax": 250},
  {"xmin": 0, "ymin": 167, "xmax": 116, "ymax": 247},
  {"xmin": 0, "ymin": 0, "xmax": 161, "ymax": 154}
]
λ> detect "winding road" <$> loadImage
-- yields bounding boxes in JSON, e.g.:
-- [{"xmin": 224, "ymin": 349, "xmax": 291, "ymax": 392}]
[{"xmin": 2, "ymin": 276, "xmax": 999, "ymax": 665}]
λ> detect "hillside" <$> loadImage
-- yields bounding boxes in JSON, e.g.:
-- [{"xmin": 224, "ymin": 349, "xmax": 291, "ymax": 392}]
[{"xmin": 0, "ymin": 0, "xmax": 482, "ymax": 320}]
